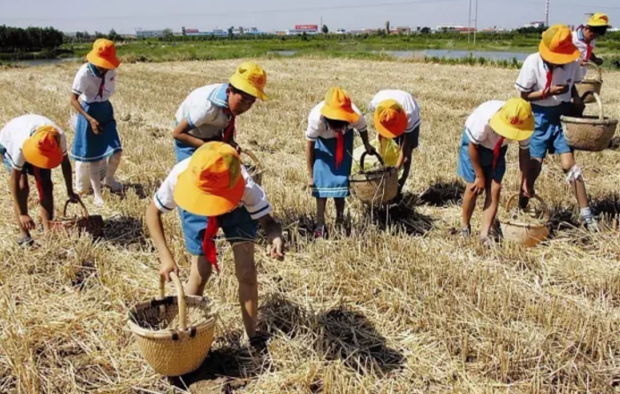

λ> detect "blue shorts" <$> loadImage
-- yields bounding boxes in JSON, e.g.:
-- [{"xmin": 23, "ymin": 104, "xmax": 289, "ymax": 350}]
[
  {"xmin": 529, "ymin": 103, "xmax": 572, "ymax": 160},
  {"xmin": 180, "ymin": 206, "xmax": 259, "ymax": 256},
  {"xmin": 457, "ymin": 130, "xmax": 507, "ymax": 184}
]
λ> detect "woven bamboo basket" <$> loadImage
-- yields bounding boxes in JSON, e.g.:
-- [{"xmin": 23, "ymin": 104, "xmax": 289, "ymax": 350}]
[
  {"xmin": 49, "ymin": 199, "xmax": 104, "ymax": 238},
  {"xmin": 242, "ymin": 150, "xmax": 264, "ymax": 186},
  {"xmin": 127, "ymin": 272, "xmax": 217, "ymax": 377},
  {"xmin": 561, "ymin": 92, "xmax": 618, "ymax": 152},
  {"xmin": 350, "ymin": 152, "xmax": 399, "ymax": 205},
  {"xmin": 500, "ymin": 194, "xmax": 551, "ymax": 248},
  {"xmin": 575, "ymin": 62, "xmax": 602, "ymax": 104}
]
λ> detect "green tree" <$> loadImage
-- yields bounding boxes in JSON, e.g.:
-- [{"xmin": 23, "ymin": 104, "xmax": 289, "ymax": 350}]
[
  {"xmin": 420, "ymin": 27, "xmax": 431, "ymax": 35},
  {"xmin": 162, "ymin": 28, "xmax": 174, "ymax": 40},
  {"xmin": 108, "ymin": 29, "xmax": 121, "ymax": 41},
  {"xmin": 385, "ymin": 21, "xmax": 390, "ymax": 35},
  {"xmin": 227, "ymin": 26, "xmax": 234, "ymax": 39},
  {"xmin": 322, "ymin": 24, "xmax": 329, "ymax": 34}
]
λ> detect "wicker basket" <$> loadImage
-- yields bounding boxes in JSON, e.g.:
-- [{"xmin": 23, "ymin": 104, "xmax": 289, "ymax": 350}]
[
  {"xmin": 500, "ymin": 194, "xmax": 551, "ymax": 248},
  {"xmin": 350, "ymin": 152, "xmax": 399, "ymax": 205},
  {"xmin": 575, "ymin": 62, "xmax": 602, "ymax": 104},
  {"xmin": 49, "ymin": 199, "xmax": 104, "ymax": 238},
  {"xmin": 561, "ymin": 92, "xmax": 618, "ymax": 152},
  {"xmin": 127, "ymin": 272, "xmax": 217, "ymax": 377},
  {"xmin": 242, "ymin": 150, "xmax": 264, "ymax": 186}
]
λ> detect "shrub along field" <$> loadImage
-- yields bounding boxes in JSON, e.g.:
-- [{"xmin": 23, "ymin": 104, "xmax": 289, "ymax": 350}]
[{"xmin": 0, "ymin": 59, "xmax": 620, "ymax": 393}]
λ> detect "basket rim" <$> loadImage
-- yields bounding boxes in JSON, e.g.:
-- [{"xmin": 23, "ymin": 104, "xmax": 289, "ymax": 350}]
[
  {"xmin": 349, "ymin": 168, "xmax": 398, "ymax": 182},
  {"xmin": 560, "ymin": 115, "xmax": 618, "ymax": 126},
  {"xmin": 500, "ymin": 220, "xmax": 551, "ymax": 229},
  {"xmin": 127, "ymin": 295, "xmax": 218, "ymax": 339}
]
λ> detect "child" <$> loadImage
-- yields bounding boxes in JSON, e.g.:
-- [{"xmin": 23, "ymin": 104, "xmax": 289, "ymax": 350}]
[
  {"xmin": 172, "ymin": 62, "xmax": 267, "ymax": 163},
  {"xmin": 70, "ymin": 38, "xmax": 123, "ymax": 206},
  {"xmin": 0, "ymin": 115, "xmax": 79, "ymax": 245},
  {"xmin": 458, "ymin": 98, "xmax": 534, "ymax": 244},
  {"xmin": 515, "ymin": 24, "xmax": 598, "ymax": 231},
  {"xmin": 306, "ymin": 87, "xmax": 375, "ymax": 238},
  {"xmin": 146, "ymin": 142, "xmax": 284, "ymax": 346},
  {"xmin": 353, "ymin": 90, "xmax": 421, "ymax": 198},
  {"xmin": 573, "ymin": 13, "xmax": 611, "ymax": 80}
]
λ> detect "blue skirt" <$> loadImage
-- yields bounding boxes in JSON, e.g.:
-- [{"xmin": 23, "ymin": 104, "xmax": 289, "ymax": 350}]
[
  {"xmin": 312, "ymin": 132, "xmax": 354, "ymax": 198},
  {"xmin": 71, "ymin": 101, "xmax": 122, "ymax": 162},
  {"xmin": 529, "ymin": 103, "xmax": 572, "ymax": 160},
  {"xmin": 457, "ymin": 130, "xmax": 507, "ymax": 184}
]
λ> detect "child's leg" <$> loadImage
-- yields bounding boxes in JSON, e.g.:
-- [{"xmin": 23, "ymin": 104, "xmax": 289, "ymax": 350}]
[
  {"xmin": 461, "ymin": 183, "xmax": 478, "ymax": 231},
  {"xmin": 232, "ymin": 242, "xmax": 258, "ymax": 339},
  {"xmin": 13, "ymin": 172, "xmax": 31, "ymax": 239},
  {"xmin": 104, "ymin": 151, "xmax": 123, "ymax": 191},
  {"xmin": 520, "ymin": 158, "xmax": 543, "ymax": 208},
  {"xmin": 186, "ymin": 255, "xmax": 213, "ymax": 296},
  {"xmin": 560, "ymin": 152, "xmax": 588, "ymax": 208},
  {"xmin": 38, "ymin": 169, "xmax": 54, "ymax": 233},
  {"xmin": 74, "ymin": 161, "xmax": 91, "ymax": 194},
  {"xmin": 334, "ymin": 198, "xmax": 345, "ymax": 224},
  {"xmin": 480, "ymin": 180, "xmax": 501, "ymax": 240},
  {"xmin": 89, "ymin": 160, "xmax": 104, "ymax": 205},
  {"xmin": 316, "ymin": 197, "xmax": 327, "ymax": 226}
]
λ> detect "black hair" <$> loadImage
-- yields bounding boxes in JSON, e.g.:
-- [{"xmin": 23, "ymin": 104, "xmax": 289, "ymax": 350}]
[
  {"xmin": 324, "ymin": 117, "xmax": 349, "ymax": 130},
  {"xmin": 587, "ymin": 25, "xmax": 608, "ymax": 36},
  {"xmin": 228, "ymin": 84, "xmax": 256, "ymax": 100}
]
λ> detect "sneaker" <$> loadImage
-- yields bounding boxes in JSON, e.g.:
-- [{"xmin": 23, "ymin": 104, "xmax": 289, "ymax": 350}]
[
  {"xmin": 17, "ymin": 236, "xmax": 34, "ymax": 248},
  {"xmin": 103, "ymin": 179, "xmax": 123, "ymax": 193},
  {"xmin": 481, "ymin": 236, "xmax": 496, "ymax": 248},
  {"xmin": 461, "ymin": 226, "xmax": 471, "ymax": 238},
  {"xmin": 314, "ymin": 224, "xmax": 328, "ymax": 239},
  {"xmin": 583, "ymin": 216, "xmax": 600, "ymax": 233}
]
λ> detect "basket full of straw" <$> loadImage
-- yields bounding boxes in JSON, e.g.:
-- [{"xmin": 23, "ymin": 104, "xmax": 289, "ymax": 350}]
[
  {"xmin": 350, "ymin": 152, "xmax": 398, "ymax": 205},
  {"xmin": 499, "ymin": 194, "xmax": 551, "ymax": 248},
  {"xmin": 127, "ymin": 272, "xmax": 217, "ymax": 377},
  {"xmin": 561, "ymin": 92, "xmax": 618, "ymax": 152}
]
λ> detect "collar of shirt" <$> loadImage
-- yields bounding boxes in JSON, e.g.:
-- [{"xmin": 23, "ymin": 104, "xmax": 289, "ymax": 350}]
[
  {"xmin": 578, "ymin": 27, "xmax": 586, "ymax": 42},
  {"xmin": 87, "ymin": 63, "xmax": 103, "ymax": 78},
  {"xmin": 208, "ymin": 83, "xmax": 230, "ymax": 109}
]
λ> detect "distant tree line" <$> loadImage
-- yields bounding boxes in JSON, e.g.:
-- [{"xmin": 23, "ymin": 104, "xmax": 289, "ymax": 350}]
[{"xmin": 0, "ymin": 25, "xmax": 64, "ymax": 52}]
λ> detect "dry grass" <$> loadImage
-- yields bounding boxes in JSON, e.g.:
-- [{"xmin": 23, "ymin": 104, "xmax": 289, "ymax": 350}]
[{"xmin": 1, "ymin": 59, "xmax": 620, "ymax": 393}]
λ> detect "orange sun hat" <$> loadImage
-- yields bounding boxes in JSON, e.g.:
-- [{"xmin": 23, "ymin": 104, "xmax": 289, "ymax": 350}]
[
  {"xmin": 489, "ymin": 98, "xmax": 535, "ymax": 142},
  {"xmin": 374, "ymin": 99, "xmax": 408, "ymax": 139},
  {"xmin": 539, "ymin": 24, "xmax": 580, "ymax": 65},
  {"xmin": 229, "ymin": 62, "xmax": 268, "ymax": 101},
  {"xmin": 87, "ymin": 39, "xmax": 120, "ymax": 70},
  {"xmin": 22, "ymin": 125, "xmax": 64, "ymax": 169},
  {"xmin": 320, "ymin": 87, "xmax": 360, "ymax": 124},
  {"xmin": 173, "ymin": 142, "xmax": 246, "ymax": 217}
]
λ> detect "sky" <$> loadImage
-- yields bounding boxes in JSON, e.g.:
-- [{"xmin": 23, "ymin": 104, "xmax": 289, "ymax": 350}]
[{"xmin": 1, "ymin": 0, "xmax": 619, "ymax": 34}]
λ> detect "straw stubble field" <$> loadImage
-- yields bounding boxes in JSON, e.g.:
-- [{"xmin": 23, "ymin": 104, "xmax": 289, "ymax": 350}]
[{"xmin": 1, "ymin": 59, "xmax": 620, "ymax": 393}]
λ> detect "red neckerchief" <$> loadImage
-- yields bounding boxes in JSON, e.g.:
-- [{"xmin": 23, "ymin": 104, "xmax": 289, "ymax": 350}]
[
  {"xmin": 492, "ymin": 137, "xmax": 506, "ymax": 170},
  {"xmin": 586, "ymin": 44, "xmax": 593, "ymax": 62},
  {"xmin": 335, "ymin": 131, "xmax": 344, "ymax": 169},
  {"xmin": 541, "ymin": 66, "xmax": 553, "ymax": 99},
  {"xmin": 202, "ymin": 217, "xmax": 220, "ymax": 273},
  {"xmin": 222, "ymin": 108, "xmax": 236, "ymax": 143}
]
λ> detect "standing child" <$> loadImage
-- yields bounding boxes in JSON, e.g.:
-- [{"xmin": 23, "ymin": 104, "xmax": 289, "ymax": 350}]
[
  {"xmin": 0, "ymin": 115, "xmax": 79, "ymax": 245},
  {"xmin": 515, "ymin": 24, "xmax": 598, "ymax": 231},
  {"xmin": 306, "ymin": 87, "xmax": 376, "ymax": 238},
  {"xmin": 146, "ymin": 142, "xmax": 284, "ymax": 346},
  {"xmin": 70, "ymin": 39, "xmax": 123, "ymax": 206},
  {"xmin": 573, "ymin": 13, "xmax": 611, "ymax": 80},
  {"xmin": 353, "ymin": 90, "xmax": 421, "ymax": 199},
  {"xmin": 172, "ymin": 62, "xmax": 267, "ymax": 163},
  {"xmin": 458, "ymin": 98, "xmax": 534, "ymax": 244}
]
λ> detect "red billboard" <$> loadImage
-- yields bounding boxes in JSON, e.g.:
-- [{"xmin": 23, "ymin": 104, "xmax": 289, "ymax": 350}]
[{"xmin": 295, "ymin": 25, "xmax": 318, "ymax": 31}]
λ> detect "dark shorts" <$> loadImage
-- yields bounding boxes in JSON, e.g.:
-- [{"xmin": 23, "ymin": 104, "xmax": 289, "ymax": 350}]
[{"xmin": 394, "ymin": 125, "xmax": 421, "ymax": 150}]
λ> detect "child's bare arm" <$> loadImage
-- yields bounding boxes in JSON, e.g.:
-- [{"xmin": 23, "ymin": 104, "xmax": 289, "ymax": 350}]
[
  {"xmin": 145, "ymin": 202, "xmax": 178, "ymax": 281},
  {"xmin": 71, "ymin": 93, "xmax": 101, "ymax": 133},
  {"xmin": 60, "ymin": 156, "xmax": 78, "ymax": 201},
  {"xmin": 10, "ymin": 169, "xmax": 35, "ymax": 230},
  {"xmin": 172, "ymin": 119, "xmax": 205, "ymax": 149},
  {"xmin": 258, "ymin": 214, "xmax": 284, "ymax": 260},
  {"xmin": 468, "ymin": 142, "xmax": 485, "ymax": 195}
]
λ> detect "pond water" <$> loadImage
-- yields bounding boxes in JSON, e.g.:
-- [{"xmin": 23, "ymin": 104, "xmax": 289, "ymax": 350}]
[
  {"xmin": 15, "ymin": 57, "xmax": 80, "ymax": 67},
  {"xmin": 267, "ymin": 49, "xmax": 530, "ymax": 61}
]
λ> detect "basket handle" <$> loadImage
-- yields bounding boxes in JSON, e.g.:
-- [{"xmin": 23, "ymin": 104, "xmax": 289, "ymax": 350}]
[
  {"xmin": 158, "ymin": 272, "xmax": 187, "ymax": 331},
  {"xmin": 580, "ymin": 91, "xmax": 605, "ymax": 121},
  {"xmin": 359, "ymin": 151, "xmax": 385, "ymax": 174},
  {"xmin": 505, "ymin": 193, "xmax": 551, "ymax": 222},
  {"xmin": 63, "ymin": 199, "xmax": 89, "ymax": 219},
  {"xmin": 586, "ymin": 61, "xmax": 602, "ymax": 81},
  {"xmin": 242, "ymin": 149, "xmax": 262, "ymax": 170}
]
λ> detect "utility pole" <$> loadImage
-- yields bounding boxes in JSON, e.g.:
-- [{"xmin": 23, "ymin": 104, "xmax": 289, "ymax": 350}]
[
  {"xmin": 473, "ymin": 0, "xmax": 478, "ymax": 46},
  {"xmin": 468, "ymin": 0, "xmax": 472, "ymax": 43},
  {"xmin": 545, "ymin": 0, "xmax": 550, "ymax": 27}
]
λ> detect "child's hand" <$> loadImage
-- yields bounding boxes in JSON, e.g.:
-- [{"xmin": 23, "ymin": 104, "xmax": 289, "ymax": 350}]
[
  {"xmin": 270, "ymin": 237, "xmax": 285, "ymax": 260},
  {"xmin": 364, "ymin": 144, "xmax": 378, "ymax": 156},
  {"xmin": 549, "ymin": 85, "xmax": 569, "ymax": 96},
  {"xmin": 471, "ymin": 177, "xmax": 485, "ymax": 195},
  {"xmin": 159, "ymin": 257, "xmax": 179, "ymax": 282},
  {"xmin": 89, "ymin": 118, "xmax": 102, "ymax": 135},
  {"xmin": 19, "ymin": 214, "xmax": 36, "ymax": 231}
]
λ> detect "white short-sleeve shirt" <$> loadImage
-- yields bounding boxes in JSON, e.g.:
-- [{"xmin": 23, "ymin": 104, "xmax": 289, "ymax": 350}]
[
  {"xmin": 153, "ymin": 159, "xmax": 272, "ymax": 219},
  {"xmin": 72, "ymin": 63, "xmax": 117, "ymax": 103},
  {"xmin": 368, "ymin": 90, "xmax": 421, "ymax": 133},
  {"xmin": 305, "ymin": 101, "xmax": 368, "ymax": 141},
  {"xmin": 515, "ymin": 53, "xmax": 581, "ymax": 107},
  {"xmin": 0, "ymin": 115, "xmax": 68, "ymax": 170},
  {"xmin": 572, "ymin": 27, "xmax": 595, "ymax": 81},
  {"xmin": 465, "ymin": 101, "xmax": 530, "ymax": 150},
  {"xmin": 175, "ymin": 84, "xmax": 233, "ymax": 141}
]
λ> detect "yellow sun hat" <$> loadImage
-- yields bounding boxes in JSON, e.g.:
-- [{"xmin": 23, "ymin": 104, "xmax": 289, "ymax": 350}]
[
  {"xmin": 320, "ymin": 87, "xmax": 360, "ymax": 124},
  {"xmin": 87, "ymin": 39, "xmax": 120, "ymax": 69},
  {"xmin": 539, "ymin": 24, "xmax": 580, "ymax": 65},
  {"xmin": 229, "ymin": 62, "xmax": 268, "ymax": 101},
  {"xmin": 173, "ymin": 142, "xmax": 246, "ymax": 217},
  {"xmin": 374, "ymin": 99, "xmax": 408, "ymax": 139},
  {"xmin": 489, "ymin": 98, "xmax": 535, "ymax": 142},
  {"xmin": 22, "ymin": 125, "xmax": 63, "ymax": 169},
  {"xmin": 587, "ymin": 13, "xmax": 611, "ymax": 28}
]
